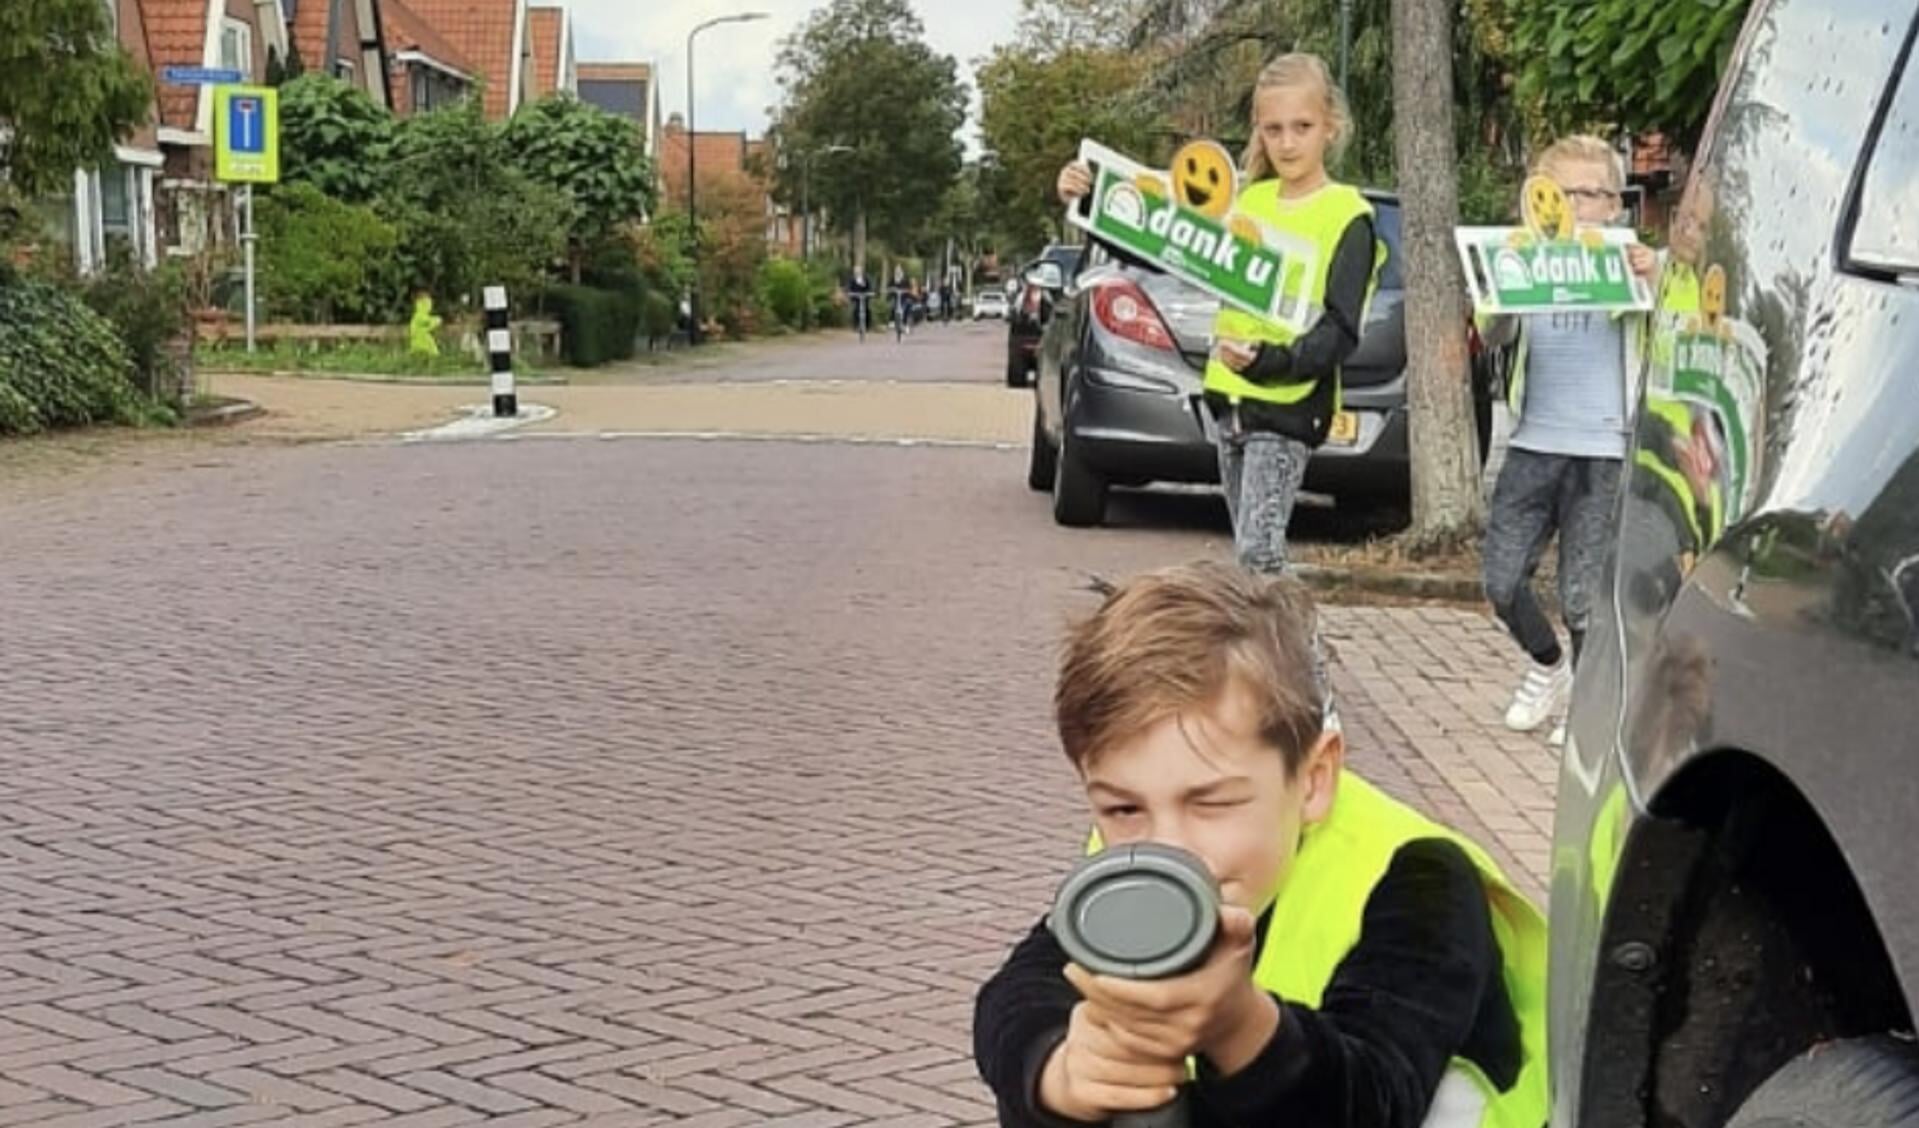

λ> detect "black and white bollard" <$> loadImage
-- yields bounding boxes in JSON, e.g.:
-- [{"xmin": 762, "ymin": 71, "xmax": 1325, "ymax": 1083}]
[{"xmin": 484, "ymin": 285, "xmax": 515, "ymax": 418}]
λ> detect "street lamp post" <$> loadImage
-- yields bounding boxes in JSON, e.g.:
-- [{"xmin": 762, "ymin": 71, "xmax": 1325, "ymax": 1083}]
[
  {"xmin": 686, "ymin": 10, "xmax": 768, "ymax": 347},
  {"xmin": 799, "ymin": 144, "xmax": 854, "ymax": 263}
]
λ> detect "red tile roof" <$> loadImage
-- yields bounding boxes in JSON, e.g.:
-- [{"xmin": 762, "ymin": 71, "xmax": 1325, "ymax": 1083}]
[
  {"xmin": 401, "ymin": 0, "xmax": 524, "ymax": 119},
  {"xmin": 141, "ymin": 0, "xmax": 212, "ymax": 131},
  {"xmin": 382, "ymin": 0, "xmax": 478, "ymax": 77},
  {"xmin": 527, "ymin": 7, "xmax": 561, "ymax": 100}
]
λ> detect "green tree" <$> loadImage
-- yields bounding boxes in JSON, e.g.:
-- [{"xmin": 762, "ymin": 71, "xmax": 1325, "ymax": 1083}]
[
  {"xmin": 976, "ymin": 43, "xmax": 1154, "ymax": 255},
  {"xmin": 276, "ymin": 73, "xmax": 395, "ymax": 204},
  {"xmin": 1500, "ymin": 0, "xmax": 1751, "ymax": 150},
  {"xmin": 0, "ymin": 0, "xmax": 152, "ymax": 198},
  {"xmin": 502, "ymin": 96, "xmax": 656, "ymax": 283},
  {"xmin": 257, "ymin": 182, "xmax": 402, "ymax": 322},
  {"xmin": 378, "ymin": 100, "xmax": 566, "ymax": 311},
  {"xmin": 770, "ymin": 0, "xmax": 968, "ymax": 267}
]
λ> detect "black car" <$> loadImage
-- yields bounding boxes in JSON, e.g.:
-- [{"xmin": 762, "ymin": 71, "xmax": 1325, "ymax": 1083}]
[
  {"xmin": 1006, "ymin": 243, "xmax": 1086, "ymax": 387},
  {"xmin": 1552, "ymin": 3, "xmax": 1919, "ymax": 1127},
  {"xmin": 1025, "ymin": 192, "xmax": 1430, "ymax": 526}
]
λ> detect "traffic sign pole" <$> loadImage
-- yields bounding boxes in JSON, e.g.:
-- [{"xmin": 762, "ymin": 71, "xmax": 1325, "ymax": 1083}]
[{"xmin": 242, "ymin": 186, "xmax": 257, "ymax": 354}]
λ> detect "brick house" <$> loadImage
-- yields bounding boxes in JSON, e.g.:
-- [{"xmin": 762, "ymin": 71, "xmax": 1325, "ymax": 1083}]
[
  {"xmin": 576, "ymin": 61, "xmax": 661, "ymax": 163},
  {"xmin": 524, "ymin": 5, "xmax": 575, "ymax": 102},
  {"xmin": 657, "ymin": 115, "xmax": 800, "ymax": 255},
  {"xmin": 46, "ymin": 0, "xmax": 171, "ymax": 272},
  {"xmin": 396, "ymin": 0, "xmax": 533, "ymax": 121},
  {"xmin": 382, "ymin": 0, "xmax": 480, "ymax": 115},
  {"xmin": 287, "ymin": 0, "xmax": 390, "ymax": 102},
  {"xmin": 140, "ymin": 0, "xmax": 282, "ymax": 259}
]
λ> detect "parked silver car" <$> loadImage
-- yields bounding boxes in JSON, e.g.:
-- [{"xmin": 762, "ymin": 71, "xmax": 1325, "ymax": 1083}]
[{"xmin": 1551, "ymin": 3, "xmax": 1919, "ymax": 1127}]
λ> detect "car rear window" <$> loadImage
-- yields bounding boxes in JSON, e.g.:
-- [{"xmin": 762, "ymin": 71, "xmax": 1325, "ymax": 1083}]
[{"xmin": 1370, "ymin": 200, "xmax": 1404, "ymax": 291}]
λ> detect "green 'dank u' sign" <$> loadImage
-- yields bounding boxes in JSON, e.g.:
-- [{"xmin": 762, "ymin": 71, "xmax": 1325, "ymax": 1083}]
[
  {"xmin": 1066, "ymin": 140, "xmax": 1320, "ymax": 335},
  {"xmin": 1455, "ymin": 226, "xmax": 1653, "ymax": 314}
]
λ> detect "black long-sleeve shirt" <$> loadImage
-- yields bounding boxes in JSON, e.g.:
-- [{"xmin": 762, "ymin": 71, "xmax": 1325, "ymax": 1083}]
[{"xmin": 973, "ymin": 838, "xmax": 1521, "ymax": 1128}]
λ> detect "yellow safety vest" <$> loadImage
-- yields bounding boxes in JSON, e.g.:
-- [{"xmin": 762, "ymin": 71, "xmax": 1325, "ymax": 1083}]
[
  {"xmin": 1636, "ymin": 397, "xmax": 1726, "ymax": 549},
  {"xmin": 1086, "ymin": 771, "xmax": 1549, "ymax": 1128},
  {"xmin": 1204, "ymin": 181, "xmax": 1384, "ymax": 406}
]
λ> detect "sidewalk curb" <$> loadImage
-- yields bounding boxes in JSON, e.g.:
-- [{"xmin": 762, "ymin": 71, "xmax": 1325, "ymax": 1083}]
[
  {"xmin": 183, "ymin": 397, "xmax": 266, "ymax": 428},
  {"xmin": 1292, "ymin": 562, "xmax": 1485, "ymax": 605},
  {"xmin": 198, "ymin": 368, "xmax": 569, "ymax": 387}
]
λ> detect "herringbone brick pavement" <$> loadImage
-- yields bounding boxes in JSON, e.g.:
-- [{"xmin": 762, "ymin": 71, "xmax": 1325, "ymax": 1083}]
[{"xmin": 0, "ymin": 438, "xmax": 1554, "ymax": 1124}]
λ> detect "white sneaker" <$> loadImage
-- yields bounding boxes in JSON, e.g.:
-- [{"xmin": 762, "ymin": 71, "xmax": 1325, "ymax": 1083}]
[{"xmin": 1505, "ymin": 660, "xmax": 1571, "ymax": 732}]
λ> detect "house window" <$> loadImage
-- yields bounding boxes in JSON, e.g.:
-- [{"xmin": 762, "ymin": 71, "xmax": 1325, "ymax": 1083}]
[
  {"xmin": 334, "ymin": 58, "xmax": 355, "ymax": 82},
  {"xmin": 100, "ymin": 165, "xmax": 131, "ymax": 235},
  {"xmin": 219, "ymin": 17, "xmax": 251, "ymax": 74}
]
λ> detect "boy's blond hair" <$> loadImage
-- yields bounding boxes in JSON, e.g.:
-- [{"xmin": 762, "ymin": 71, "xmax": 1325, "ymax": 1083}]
[
  {"xmin": 1055, "ymin": 561, "xmax": 1323, "ymax": 774},
  {"xmin": 1532, "ymin": 134, "xmax": 1624, "ymax": 190},
  {"xmin": 1242, "ymin": 53, "xmax": 1353, "ymax": 180}
]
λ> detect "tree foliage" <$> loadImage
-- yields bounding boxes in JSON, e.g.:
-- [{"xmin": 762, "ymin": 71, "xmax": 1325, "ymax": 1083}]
[
  {"xmin": 257, "ymin": 182, "xmax": 402, "ymax": 322},
  {"xmin": 770, "ymin": 0, "xmax": 967, "ymax": 257},
  {"xmin": 1501, "ymin": 0, "xmax": 1751, "ymax": 150},
  {"xmin": 501, "ymin": 96, "xmax": 656, "ymax": 281},
  {"xmin": 0, "ymin": 0, "xmax": 152, "ymax": 198},
  {"xmin": 378, "ymin": 100, "xmax": 566, "ymax": 310},
  {"xmin": 977, "ymin": 44, "xmax": 1156, "ymax": 255},
  {"xmin": 276, "ymin": 74, "xmax": 395, "ymax": 204}
]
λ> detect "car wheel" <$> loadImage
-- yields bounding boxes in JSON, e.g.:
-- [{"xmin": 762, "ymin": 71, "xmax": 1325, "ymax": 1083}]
[
  {"xmin": 1725, "ymin": 1037, "xmax": 1919, "ymax": 1128},
  {"xmin": 1052, "ymin": 423, "xmax": 1108, "ymax": 527},
  {"xmin": 1027, "ymin": 404, "xmax": 1057, "ymax": 492}
]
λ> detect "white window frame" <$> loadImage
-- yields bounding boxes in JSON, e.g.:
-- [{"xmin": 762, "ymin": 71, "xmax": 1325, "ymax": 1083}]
[
  {"xmin": 219, "ymin": 17, "xmax": 252, "ymax": 76},
  {"xmin": 334, "ymin": 57, "xmax": 356, "ymax": 82}
]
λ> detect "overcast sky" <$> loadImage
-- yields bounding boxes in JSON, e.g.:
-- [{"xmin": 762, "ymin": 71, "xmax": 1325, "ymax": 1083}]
[{"xmin": 567, "ymin": 0, "xmax": 1017, "ymax": 149}]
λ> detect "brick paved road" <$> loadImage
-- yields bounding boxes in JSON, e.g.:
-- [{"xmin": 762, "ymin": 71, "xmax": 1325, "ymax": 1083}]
[{"xmin": 0, "ymin": 434, "xmax": 1552, "ymax": 1125}]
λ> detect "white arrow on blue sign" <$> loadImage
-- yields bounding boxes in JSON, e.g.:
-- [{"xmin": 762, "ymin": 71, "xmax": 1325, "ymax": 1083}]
[{"xmin": 162, "ymin": 66, "xmax": 245, "ymax": 85}]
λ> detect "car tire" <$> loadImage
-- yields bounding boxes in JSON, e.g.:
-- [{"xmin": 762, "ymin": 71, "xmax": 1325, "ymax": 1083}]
[
  {"xmin": 1027, "ymin": 405, "xmax": 1058, "ymax": 492},
  {"xmin": 1725, "ymin": 1037, "xmax": 1919, "ymax": 1128},
  {"xmin": 1052, "ymin": 424, "xmax": 1107, "ymax": 527}
]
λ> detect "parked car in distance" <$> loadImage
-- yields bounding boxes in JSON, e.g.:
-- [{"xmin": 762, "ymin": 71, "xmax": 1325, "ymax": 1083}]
[
  {"xmin": 1026, "ymin": 191, "xmax": 1475, "ymax": 526},
  {"xmin": 1007, "ymin": 243, "xmax": 1086, "ymax": 387},
  {"xmin": 1552, "ymin": 4, "xmax": 1919, "ymax": 1128},
  {"xmin": 972, "ymin": 290, "xmax": 1009, "ymax": 320}
]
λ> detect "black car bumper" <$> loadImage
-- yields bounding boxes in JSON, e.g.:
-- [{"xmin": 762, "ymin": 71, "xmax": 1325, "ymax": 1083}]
[{"xmin": 1066, "ymin": 366, "xmax": 1411, "ymax": 500}]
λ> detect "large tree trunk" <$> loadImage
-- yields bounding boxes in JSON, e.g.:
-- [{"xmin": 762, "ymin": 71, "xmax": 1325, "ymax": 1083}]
[{"xmin": 1391, "ymin": 0, "xmax": 1484, "ymax": 547}]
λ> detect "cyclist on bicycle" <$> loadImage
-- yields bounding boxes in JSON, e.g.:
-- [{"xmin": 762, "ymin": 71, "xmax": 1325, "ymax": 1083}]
[
  {"xmin": 887, "ymin": 266, "xmax": 913, "ymax": 337},
  {"xmin": 847, "ymin": 267, "xmax": 875, "ymax": 337}
]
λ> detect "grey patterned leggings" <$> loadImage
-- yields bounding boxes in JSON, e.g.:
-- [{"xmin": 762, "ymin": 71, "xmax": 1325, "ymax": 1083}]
[
  {"xmin": 1217, "ymin": 426, "xmax": 1335, "ymax": 723},
  {"xmin": 1482, "ymin": 448, "xmax": 1624, "ymax": 666},
  {"xmin": 1217, "ymin": 430, "xmax": 1313, "ymax": 573}
]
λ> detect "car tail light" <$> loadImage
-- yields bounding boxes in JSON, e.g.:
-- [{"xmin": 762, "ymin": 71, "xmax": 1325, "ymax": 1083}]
[{"xmin": 1091, "ymin": 280, "xmax": 1177, "ymax": 352}]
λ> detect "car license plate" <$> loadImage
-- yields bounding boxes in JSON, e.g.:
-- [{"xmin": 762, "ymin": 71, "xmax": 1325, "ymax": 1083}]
[{"xmin": 1327, "ymin": 410, "xmax": 1360, "ymax": 447}]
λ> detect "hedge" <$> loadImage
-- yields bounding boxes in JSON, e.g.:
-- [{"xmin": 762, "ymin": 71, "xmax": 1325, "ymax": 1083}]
[
  {"xmin": 0, "ymin": 273, "xmax": 149, "ymax": 435},
  {"xmin": 544, "ymin": 284, "xmax": 640, "ymax": 366}
]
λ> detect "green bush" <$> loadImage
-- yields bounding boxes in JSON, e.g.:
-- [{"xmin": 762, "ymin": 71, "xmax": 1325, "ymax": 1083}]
[
  {"xmin": 0, "ymin": 275, "xmax": 149, "ymax": 434},
  {"xmin": 756, "ymin": 258, "xmax": 811, "ymax": 329},
  {"xmin": 258, "ymin": 182, "xmax": 402, "ymax": 322},
  {"xmin": 82, "ymin": 256, "xmax": 190, "ymax": 401},
  {"xmin": 640, "ymin": 290, "xmax": 677, "ymax": 346},
  {"xmin": 544, "ymin": 284, "xmax": 638, "ymax": 366}
]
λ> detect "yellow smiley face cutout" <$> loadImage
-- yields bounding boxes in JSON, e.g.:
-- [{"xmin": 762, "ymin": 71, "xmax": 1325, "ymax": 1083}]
[
  {"xmin": 1521, "ymin": 175, "xmax": 1575, "ymax": 241},
  {"xmin": 1168, "ymin": 140, "xmax": 1239, "ymax": 220},
  {"xmin": 1694, "ymin": 263, "xmax": 1732, "ymax": 339}
]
